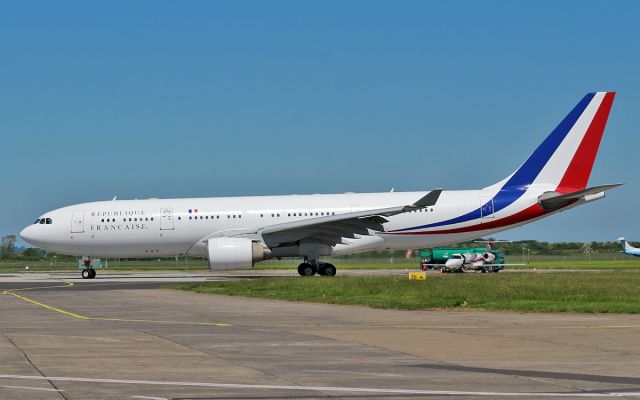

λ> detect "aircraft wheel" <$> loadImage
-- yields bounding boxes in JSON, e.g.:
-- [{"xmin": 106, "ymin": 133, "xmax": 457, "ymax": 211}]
[
  {"xmin": 323, "ymin": 263, "xmax": 336, "ymax": 276},
  {"xmin": 89, "ymin": 268, "xmax": 96, "ymax": 279},
  {"xmin": 317, "ymin": 264, "xmax": 327, "ymax": 276},
  {"xmin": 298, "ymin": 263, "xmax": 316, "ymax": 276},
  {"xmin": 81, "ymin": 269, "xmax": 91, "ymax": 279}
]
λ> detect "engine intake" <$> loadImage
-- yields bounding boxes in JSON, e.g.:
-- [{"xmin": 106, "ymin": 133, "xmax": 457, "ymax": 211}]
[
  {"xmin": 207, "ymin": 237, "xmax": 272, "ymax": 270},
  {"xmin": 483, "ymin": 252, "xmax": 496, "ymax": 263}
]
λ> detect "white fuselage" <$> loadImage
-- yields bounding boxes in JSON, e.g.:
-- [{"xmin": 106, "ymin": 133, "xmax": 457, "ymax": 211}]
[{"xmin": 19, "ymin": 188, "xmax": 549, "ymax": 260}]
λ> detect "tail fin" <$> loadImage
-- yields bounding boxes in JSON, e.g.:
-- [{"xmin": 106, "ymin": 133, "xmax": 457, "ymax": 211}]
[
  {"xmin": 501, "ymin": 92, "xmax": 615, "ymax": 193},
  {"xmin": 617, "ymin": 237, "xmax": 635, "ymax": 252}
]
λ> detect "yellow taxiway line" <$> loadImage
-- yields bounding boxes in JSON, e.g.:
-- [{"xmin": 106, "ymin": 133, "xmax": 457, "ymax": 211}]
[{"xmin": 1, "ymin": 283, "xmax": 230, "ymax": 327}]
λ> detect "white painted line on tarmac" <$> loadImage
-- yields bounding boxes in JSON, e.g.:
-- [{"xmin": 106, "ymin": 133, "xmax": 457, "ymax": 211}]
[
  {"xmin": 0, "ymin": 373, "xmax": 634, "ymax": 397},
  {"xmin": 303, "ymin": 369, "xmax": 404, "ymax": 378},
  {"xmin": 131, "ymin": 396, "xmax": 168, "ymax": 400},
  {"xmin": 0, "ymin": 384, "xmax": 64, "ymax": 392}
]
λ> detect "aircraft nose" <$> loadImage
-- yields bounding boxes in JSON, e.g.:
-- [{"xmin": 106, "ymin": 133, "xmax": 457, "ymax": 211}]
[{"xmin": 20, "ymin": 225, "xmax": 37, "ymax": 245}]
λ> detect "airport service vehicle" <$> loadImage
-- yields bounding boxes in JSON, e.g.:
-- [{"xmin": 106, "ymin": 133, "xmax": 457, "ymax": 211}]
[
  {"xmin": 419, "ymin": 243, "xmax": 506, "ymax": 273},
  {"xmin": 617, "ymin": 237, "xmax": 640, "ymax": 257},
  {"xmin": 21, "ymin": 92, "xmax": 620, "ymax": 279}
]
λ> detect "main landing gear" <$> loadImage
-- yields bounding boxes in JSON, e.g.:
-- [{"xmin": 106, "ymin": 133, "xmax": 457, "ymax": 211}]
[{"xmin": 297, "ymin": 261, "xmax": 337, "ymax": 277}]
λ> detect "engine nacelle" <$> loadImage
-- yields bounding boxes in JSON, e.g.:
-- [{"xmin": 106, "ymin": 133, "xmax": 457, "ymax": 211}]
[
  {"xmin": 207, "ymin": 237, "xmax": 272, "ymax": 270},
  {"xmin": 483, "ymin": 252, "xmax": 496, "ymax": 263},
  {"xmin": 445, "ymin": 254, "xmax": 465, "ymax": 268}
]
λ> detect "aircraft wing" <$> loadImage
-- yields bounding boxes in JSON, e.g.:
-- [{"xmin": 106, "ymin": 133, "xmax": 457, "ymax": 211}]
[{"xmin": 258, "ymin": 189, "xmax": 442, "ymax": 247}]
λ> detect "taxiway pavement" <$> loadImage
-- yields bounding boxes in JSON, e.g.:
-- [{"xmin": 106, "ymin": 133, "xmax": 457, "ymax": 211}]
[{"xmin": 1, "ymin": 272, "xmax": 639, "ymax": 399}]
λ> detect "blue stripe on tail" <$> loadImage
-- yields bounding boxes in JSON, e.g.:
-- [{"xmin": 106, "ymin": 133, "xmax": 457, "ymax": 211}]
[{"xmin": 391, "ymin": 93, "xmax": 596, "ymax": 232}]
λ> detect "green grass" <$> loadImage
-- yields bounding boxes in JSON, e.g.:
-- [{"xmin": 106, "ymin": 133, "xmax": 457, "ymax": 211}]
[
  {"xmin": 2, "ymin": 258, "xmax": 640, "ymax": 273},
  {"xmin": 254, "ymin": 259, "xmax": 640, "ymax": 270},
  {"xmin": 168, "ymin": 272, "xmax": 640, "ymax": 313}
]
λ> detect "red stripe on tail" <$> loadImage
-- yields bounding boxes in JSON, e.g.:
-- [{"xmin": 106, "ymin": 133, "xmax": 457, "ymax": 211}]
[{"xmin": 556, "ymin": 92, "xmax": 616, "ymax": 194}]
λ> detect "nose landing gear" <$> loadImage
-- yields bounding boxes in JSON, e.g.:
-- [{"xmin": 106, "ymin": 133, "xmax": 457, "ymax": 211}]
[
  {"xmin": 81, "ymin": 258, "xmax": 96, "ymax": 279},
  {"xmin": 81, "ymin": 268, "xmax": 96, "ymax": 279}
]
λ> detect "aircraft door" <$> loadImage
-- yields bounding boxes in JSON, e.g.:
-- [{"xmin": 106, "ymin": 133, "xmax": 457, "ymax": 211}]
[
  {"xmin": 160, "ymin": 208, "xmax": 174, "ymax": 230},
  {"xmin": 71, "ymin": 210, "xmax": 85, "ymax": 233},
  {"xmin": 480, "ymin": 196, "xmax": 494, "ymax": 219}
]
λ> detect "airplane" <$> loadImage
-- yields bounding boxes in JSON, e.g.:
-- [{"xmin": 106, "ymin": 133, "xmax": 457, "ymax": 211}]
[
  {"xmin": 20, "ymin": 92, "xmax": 620, "ymax": 279},
  {"xmin": 616, "ymin": 237, "xmax": 640, "ymax": 257}
]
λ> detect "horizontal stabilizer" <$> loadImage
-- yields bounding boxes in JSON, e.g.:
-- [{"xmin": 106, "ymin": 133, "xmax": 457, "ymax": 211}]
[{"xmin": 538, "ymin": 183, "xmax": 622, "ymax": 210}]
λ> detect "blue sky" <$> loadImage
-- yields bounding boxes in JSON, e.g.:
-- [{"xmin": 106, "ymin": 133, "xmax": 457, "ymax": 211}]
[{"xmin": 2, "ymin": 0, "xmax": 639, "ymax": 244}]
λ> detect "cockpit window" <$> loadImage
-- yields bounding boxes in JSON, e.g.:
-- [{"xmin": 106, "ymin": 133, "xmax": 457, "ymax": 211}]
[
  {"xmin": 34, "ymin": 219, "xmax": 40, "ymax": 224},
  {"xmin": 39, "ymin": 219, "xmax": 45, "ymax": 224},
  {"xmin": 45, "ymin": 218, "xmax": 52, "ymax": 224}
]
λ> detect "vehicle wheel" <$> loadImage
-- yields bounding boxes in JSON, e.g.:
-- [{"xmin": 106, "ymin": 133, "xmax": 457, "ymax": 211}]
[
  {"xmin": 298, "ymin": 263, "xmax": 316, "ymax": 276},
  {"xmin": 89, "ymin": 268, "xmax": 96, "ymax": 279},
  {"xmin": 81, "ymin": 269, "xmax": 91, "ymax": 279},
  {"xmin": 323, "ymin": 263, "xmax": 336, "ymax": 276}
]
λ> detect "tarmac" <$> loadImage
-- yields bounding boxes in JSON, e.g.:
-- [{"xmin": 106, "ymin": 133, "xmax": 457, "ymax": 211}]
[{"xmin": 1, "ymin": 271, "xmax": 639, "ymax": 399}]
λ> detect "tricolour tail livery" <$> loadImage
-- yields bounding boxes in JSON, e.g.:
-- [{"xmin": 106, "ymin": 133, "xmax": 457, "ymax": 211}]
[
  {"xmin": 391, "ymin": 92, "xmax": 619, "ymax": 235},
  {"xmin": 501, "ymin": 91, "xmax": 616, "ymax": 193}
]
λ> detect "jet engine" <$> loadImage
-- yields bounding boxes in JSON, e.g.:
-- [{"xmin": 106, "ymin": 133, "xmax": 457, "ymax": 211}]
[
  {"xmin": 207, "ymin": 237, "xmax": 272, "ymax": 270},
  {"xmin": 444, "ymin": 254, "xmax": 465, "ymax": 269},
  {"xmin": 483, "ymin": 252, "xmax": 496, "ymax": 263}
]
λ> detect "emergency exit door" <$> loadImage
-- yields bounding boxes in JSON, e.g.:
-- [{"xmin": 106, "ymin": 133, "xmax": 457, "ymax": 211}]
[
  {"xmin": 480, "ymin": 196, "xmax": 494, "ymax": 219},
  {"xmin": 160, "ymin": 208, "xmax": 174, "ymax": 230},
  {"xmin": 71, "ymin": 210, "xmax": 85, "ymax": 233}
]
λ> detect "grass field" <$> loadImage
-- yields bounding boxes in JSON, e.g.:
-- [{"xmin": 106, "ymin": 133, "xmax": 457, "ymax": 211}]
[
  {"xmin": 169, "ymin": 272, "xmax": 640, "ymax": 313},
  {"xmin": 1, "ymin": 258, "xmax": 640, "ymax": 272}
]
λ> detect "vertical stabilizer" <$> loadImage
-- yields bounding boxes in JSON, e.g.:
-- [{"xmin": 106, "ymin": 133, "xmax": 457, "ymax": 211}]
[{"xmin": 500, "ymin": 92, "xmax": 615, "ymax": 193}]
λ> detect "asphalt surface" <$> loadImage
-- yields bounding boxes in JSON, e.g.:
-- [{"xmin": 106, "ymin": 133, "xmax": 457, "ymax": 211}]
[{"xmin": 1, "ymin": 271, "xmax": 639, "ymax": 399}]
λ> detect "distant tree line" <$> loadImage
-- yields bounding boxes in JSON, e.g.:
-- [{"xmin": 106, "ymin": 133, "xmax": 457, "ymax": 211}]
[{"xmin": 0, "ymin": 235, "xmax": 76, "ymax": 261}]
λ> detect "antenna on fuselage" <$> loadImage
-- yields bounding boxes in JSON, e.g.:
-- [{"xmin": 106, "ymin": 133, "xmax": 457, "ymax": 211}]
[{"xmin": 112, "ymin": 196, "xmax": 117, "ymax": 201}]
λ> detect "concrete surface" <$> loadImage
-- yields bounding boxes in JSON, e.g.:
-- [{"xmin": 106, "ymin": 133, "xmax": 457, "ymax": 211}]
[{"xmin": 1, "ymin": 273, "xmax": 639, "ymax": 399}]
